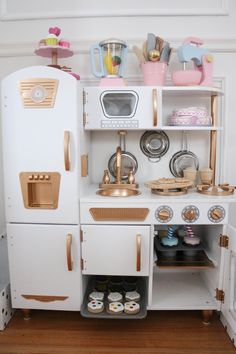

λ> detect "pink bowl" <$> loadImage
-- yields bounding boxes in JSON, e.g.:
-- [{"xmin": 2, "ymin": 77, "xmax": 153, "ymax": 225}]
[{"xmin": 172, "ymin": 70, "xmax": 201, "ymax": 86}]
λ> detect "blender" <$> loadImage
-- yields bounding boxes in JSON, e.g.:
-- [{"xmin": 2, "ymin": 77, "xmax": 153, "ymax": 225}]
[{"xmin": 90, "ymin": 38, "xmax": 128, "ymax": 86}]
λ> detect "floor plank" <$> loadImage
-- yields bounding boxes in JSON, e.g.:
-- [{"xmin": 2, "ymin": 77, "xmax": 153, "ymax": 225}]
[{"xmin": 0, "ymin": 310, "xmax": 235, "ymax": 354}]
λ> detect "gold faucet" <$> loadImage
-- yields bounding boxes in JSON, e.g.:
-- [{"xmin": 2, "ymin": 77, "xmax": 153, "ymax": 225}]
[{"xmin": 115, "ymin": 146, "xmax": 122, "ymax": 184}]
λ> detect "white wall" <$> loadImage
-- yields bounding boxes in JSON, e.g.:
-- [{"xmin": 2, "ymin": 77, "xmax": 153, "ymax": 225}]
[{"xmin": 0, "ymin": 0, "xmax": 236, "ymax": 232}]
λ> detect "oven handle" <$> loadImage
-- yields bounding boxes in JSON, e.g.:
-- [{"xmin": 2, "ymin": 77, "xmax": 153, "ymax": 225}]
[
  {"xmin": 64, "ymin": 131, "xmax": 70, "ymax": 171},
  {"xmin": 152, "ymin": 88, "xmax": 158, "ymax": 127},
  {"xmin": 136, "ymin": 234, "xmax": 141, "ymax": 272}
]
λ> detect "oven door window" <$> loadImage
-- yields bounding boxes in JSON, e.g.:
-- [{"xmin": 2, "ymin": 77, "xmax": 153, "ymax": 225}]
[{"xmin": 100, "ymin": 91, "xmax": 139, "ymax": 118}]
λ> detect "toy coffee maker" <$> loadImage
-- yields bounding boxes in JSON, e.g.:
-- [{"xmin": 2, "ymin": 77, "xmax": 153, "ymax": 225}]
[{"xmin": 90, "ymin": 38, "xmax": 128, "ymax": 86}]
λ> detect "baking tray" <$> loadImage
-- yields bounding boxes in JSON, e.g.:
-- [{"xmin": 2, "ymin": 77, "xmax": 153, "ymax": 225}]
[
  {"xmin": 81, "ymin": 276, "xmax": 147, "ymax": 319},
  {"xmin": 154, "ymin": 237, "xmax": 214, "ymax": 268}
]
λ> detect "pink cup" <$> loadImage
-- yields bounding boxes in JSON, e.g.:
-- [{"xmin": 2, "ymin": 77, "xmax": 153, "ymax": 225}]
[{"xmin": 141, "ymin": 62, "xmax": 167, "ymax": 86}]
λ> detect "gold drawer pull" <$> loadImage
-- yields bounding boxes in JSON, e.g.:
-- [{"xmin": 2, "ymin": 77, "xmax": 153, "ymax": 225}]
[
  {"xmin": 136, "ymin": 234, "xmax": 141, "ymax": 272},
  {"xmin": 64, "ymin": 131, "xmax": 70, "ymax": 171},
  {"xmin": 152, "ymin": 89, "xmax": 157, "ymax": 127},
  {"xmin": 66, "ymin": 234, "xmax": 73, "ymax": 271}
]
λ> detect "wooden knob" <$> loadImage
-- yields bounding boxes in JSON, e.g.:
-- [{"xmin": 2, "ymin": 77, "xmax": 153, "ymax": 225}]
[
  {"xmin": 184, "ymin": 209, "xmax": 196, "ymax": 221},
  {"xmin": 158, "ymin": 209, "xmax": 170, "ymax": 221},
  {"xmin": 210, "ymin": 208, "xmax": 222, "ymax": 220}
]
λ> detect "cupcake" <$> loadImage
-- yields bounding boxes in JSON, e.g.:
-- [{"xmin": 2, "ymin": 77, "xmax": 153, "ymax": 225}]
[
  {"xmin": 59, "ymin": 39, "xmax": 70, "ymax": 48},
  {"xmin": 123, "ymin": 277, "xmax": 137, "ymax": 292},
  {"xmin": 161, "ymin": 225, "xmax": 178, "ymax": 258},
  {"xmin": 45, "ymin": 33, "xmax": 58, "ymax": 46},
  {"xmin": 109, "ymin": 276, "xmax": 123, "ymax": 292},
  {"xmin": 183, "ymin": 226, "xmax": 200, "ymax": 257},
  {"xmin": 94, "ymin": 276, "xmax": 109, "ymax": 292},
  {"xmin": 38, "ymin": 39, "xmax": 46, "ymax": 47}
]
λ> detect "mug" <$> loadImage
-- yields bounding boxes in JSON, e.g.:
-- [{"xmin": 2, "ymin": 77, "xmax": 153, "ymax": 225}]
[{"xmin": 199, "ymin": 168, "xmax": 213, "ymax": 184}]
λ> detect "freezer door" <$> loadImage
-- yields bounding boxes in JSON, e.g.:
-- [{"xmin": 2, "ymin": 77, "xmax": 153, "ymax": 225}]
[
  {"xmin": 7, "ymin": 223, "xmax": 82, "ymax": 311},
  {"xmin": 1, "ymin": 66, "xmax": 82, "ymax": 224},
  {"xmin": 220, "ymin": 217, "xmax": 236, "ymax": 345}
]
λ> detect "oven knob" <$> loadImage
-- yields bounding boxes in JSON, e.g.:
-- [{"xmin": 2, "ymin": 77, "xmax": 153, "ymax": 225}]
[
  {"xmin": 208, "ymin": 205, "xmax": 225, "ymax": 223},
  {"xmin": 45, "ymin": 175, "xmax": 50, "ymax": 180},
  {"xmin": 155, "ymin": 206, "xmax": 173, "ymax": 223},
  {"xmin": 39, "ymin": 175, "xmax": 45, "ymax": 180},
  {"xmin": 182, "ymin": 205, "xmax": 199, "ymax": 223},
  {"xmin": 33, "ymin": 174, "xmax": 39, "ymax": 180}
]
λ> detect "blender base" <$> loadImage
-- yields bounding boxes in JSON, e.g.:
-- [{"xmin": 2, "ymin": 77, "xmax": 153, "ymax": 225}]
[{"xmin": 99, "ymin": 77, "xmax": 126, "ymax": 86}]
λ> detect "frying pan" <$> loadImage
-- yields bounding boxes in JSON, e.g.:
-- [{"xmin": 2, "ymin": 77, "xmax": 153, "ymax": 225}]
[
  {"xmin": 140, "ymin": 130, "xmax": 170, "ymax": 163},
  {"xmin": 169, "ymin": 131, "xmax": 199, "ymax": 177},
  {"xmin": 108, "ymin": 132, "xmax": 138, "ymax": 180}
]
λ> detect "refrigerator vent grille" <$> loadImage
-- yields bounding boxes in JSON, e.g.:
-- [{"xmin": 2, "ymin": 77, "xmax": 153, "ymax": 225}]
[{"xmin": 19, "ymin": 79, "xmax": 58, "ymax": 108}]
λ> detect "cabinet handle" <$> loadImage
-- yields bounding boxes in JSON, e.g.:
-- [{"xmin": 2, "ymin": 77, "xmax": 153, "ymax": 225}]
[
  {"xmin": 66, "ymin": 234, "xmax": 73, "ymax": 271},
  {"xmin": 64, "ymin": 131, "xmax": 70, "ymax": 171},
  {"xmin": 152, "ymin": 89, "xmax": 158, "ymax": 127},
  {"xmin": 136, "ymin": 234, "xmax": 141, "ymax": 272}
]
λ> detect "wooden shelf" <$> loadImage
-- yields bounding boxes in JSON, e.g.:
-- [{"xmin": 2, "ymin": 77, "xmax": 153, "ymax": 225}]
[
  {"xmin": 161, "ymin": 126, "xmax": 223, "ymax": 131},
  {"xmin": 156, "ymin": 250, "xmax": 215, "ymax": 269},
  {"xmin": 162, "ymin": 86, "xmax": 223, "ymax": 97}
]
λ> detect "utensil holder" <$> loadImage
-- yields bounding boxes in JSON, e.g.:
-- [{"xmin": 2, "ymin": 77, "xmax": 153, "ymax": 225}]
[{"xmin": 141, "ymin": 62, "xmax": 167, "ymax": 86}]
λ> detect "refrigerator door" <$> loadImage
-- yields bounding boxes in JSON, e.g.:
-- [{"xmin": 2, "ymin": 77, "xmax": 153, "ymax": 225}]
[
  {"xmin": 7, "ymin": 223, "xmax": 82, "ymax": 311},
  {"xmin": 2, "ymin": 66, "xmax": 82, "ymax": 224}
]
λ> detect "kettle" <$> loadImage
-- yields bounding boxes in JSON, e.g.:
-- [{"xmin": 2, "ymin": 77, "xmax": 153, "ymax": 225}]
[{"xmin": 90, "ymin": 38, "xmax": 128, "ymax": 79}]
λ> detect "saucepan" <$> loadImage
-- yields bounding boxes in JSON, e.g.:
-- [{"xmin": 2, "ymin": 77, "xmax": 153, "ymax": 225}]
[
  {"xmin": 140, "ymin": 130, "xmax": 170, "ymax": 162},
  {"xmin": 169, "ymin": 131, "xmax": 199, "ymax": 177}
]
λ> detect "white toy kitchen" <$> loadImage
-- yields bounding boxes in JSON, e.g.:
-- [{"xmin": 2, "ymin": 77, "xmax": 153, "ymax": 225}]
[{"xmin": 1, "ymin": 33, "xmax": 236, "ymax": 343}]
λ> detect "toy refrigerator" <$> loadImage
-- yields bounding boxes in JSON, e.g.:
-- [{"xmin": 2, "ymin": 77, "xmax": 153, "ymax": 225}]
[{"xmin": 1, "ymin": 66, "xmax": 82, "ymax": 311}]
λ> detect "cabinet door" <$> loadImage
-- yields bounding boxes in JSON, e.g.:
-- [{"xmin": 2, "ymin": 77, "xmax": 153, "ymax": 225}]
[
  {"xmin": 81, "ymin": 225, "xmax": 150, "ymax": 276},
  {"xmin": 7, "ymin": 223, "xmax": 81, "ymax": 310},
  {"xmin": 220, "ymin": 223, "xmax": 236, "ymax": 344}
]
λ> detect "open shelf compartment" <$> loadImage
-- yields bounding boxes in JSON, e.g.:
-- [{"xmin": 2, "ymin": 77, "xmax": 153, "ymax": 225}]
[{"xmin": 81, "ymin": 276, "xmax": 147, "ymax": 319}]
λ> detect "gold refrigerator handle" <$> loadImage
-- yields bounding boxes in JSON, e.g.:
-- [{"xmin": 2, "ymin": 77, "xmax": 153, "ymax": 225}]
[
  {"xmin": 66, "ymin": 234, "xmax": 73, "ymax": 271},
  {"xmin": 64, "ymin": 131, "xmax": 70, "ymax": 171},
  {"xmin": 152, "ymin": 89, "xmax": 158, "ymax": 127},
  {"xmin": 136, "ymin": 234, "xmax": 141, "ymax": 272}
]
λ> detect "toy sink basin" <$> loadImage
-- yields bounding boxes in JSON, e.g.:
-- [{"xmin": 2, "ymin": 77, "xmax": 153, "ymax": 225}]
[
  {"xmin": 96, "ymin": 188, "xmax": 140, "ymax": 197},
  {"xmin": 172, "ymin": 70, "xmax": 201, "ymax": 86}
]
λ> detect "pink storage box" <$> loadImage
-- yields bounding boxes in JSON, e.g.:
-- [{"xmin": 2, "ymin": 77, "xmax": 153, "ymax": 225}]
[{"xmin": 141, "ymin": 62, "xmax": 167, "ymax": 86}]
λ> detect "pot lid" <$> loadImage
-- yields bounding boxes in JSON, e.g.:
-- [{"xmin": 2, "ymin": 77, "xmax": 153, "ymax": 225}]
[{"xmin": 99, "ymin": 38, "xmax": 127, "ymax": 47}]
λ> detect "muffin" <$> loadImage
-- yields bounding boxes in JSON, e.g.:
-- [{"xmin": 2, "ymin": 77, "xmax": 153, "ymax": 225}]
[{"xmin": 45, "ymin": 34, "xmax": 58, "ymax": 46}]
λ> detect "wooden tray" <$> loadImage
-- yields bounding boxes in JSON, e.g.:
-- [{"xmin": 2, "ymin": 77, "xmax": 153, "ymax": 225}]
[
  {"xmin": 145, "ymin": 178, "xmax": 193, "ymax": 196},
  {"xmin": 197, "ymin": 184, "xmax": 235, "ymax": 196}
]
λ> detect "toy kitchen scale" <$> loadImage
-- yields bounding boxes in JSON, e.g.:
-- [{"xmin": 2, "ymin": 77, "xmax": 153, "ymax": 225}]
[{"xmin": 1, "ymin": 30, "xmax": 236, "ymax": 346}]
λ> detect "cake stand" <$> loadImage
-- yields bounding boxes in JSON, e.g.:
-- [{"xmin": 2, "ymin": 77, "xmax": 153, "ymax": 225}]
[{"xmin": 35, "ymin": 46, "xmax": 80, "ymax": 80}]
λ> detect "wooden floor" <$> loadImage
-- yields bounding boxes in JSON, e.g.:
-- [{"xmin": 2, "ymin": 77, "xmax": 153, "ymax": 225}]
[{"xmin": 0, "ymin": 310, "xmax": 235, "ymax": 354}]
